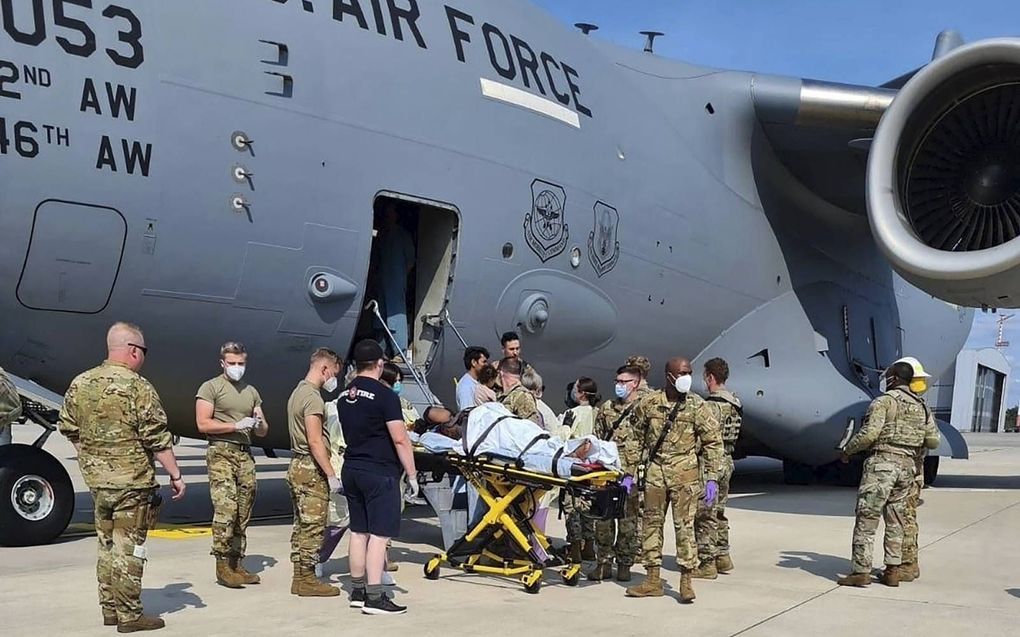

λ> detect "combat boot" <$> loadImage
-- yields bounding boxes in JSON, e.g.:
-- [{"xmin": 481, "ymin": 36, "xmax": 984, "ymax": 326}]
[
  {"xmin": 836, "ymin": 572, "xmax": 871, "ymax": 587},
  {"xmin": 568, "ymin": 542, "xmax": 582, "ymax": 565},
  {"xmin": 216, "ymin": 558, "xmax": 246, "ymax": 589},
  {"xmin": 581, "ymin": 539, "xmax": 597, "ymax": 561},
  {"xmin": 691, "ymin": 560, "xmax": 718, "ymax": 580},
  {"xmin": 880, "ymin": 565, "xmax": 900, "ymax": 587},
  {"xmin": 625, "ymin": 567, "xmax": 664, "ymax": 597},
  {"xmin": 615, "ymin": 564, "xmax": 632, "ymax": 582},
  {"xmin": 230, "ymin": 556, "xmax": 261, "ymax": 585},
  {"xmin": 291, "ymin": 566, "xmax": 340, "ymax": 597},
  {"xmin": 103, "ymin": 611, "xmax": 118, "ymax": 626},
  {"xmin": 116, "ymin": 615, "xmax": 165, "ymax": 633},
  {"xmin": 586, "ymin": 562, "xmax": 613, "ymax": 581},
  {"xmin": 715, "ymin": 554, "xmax": 734, "ymax": 574},
  {"xmin": 678, "ymin": 570, "xmax": 696, "ymax": 604},
  {"xmin": 898, "ymin": 563, "xmax": 917, "ymax": 583}
]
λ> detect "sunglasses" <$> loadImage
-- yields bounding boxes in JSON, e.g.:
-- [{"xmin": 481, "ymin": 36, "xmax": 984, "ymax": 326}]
[{"xmin": 128, "ymin": 343, "xmax": 148, "ymax": 356}]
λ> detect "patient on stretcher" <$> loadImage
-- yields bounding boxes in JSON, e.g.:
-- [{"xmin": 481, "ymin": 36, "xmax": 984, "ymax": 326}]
[{"xmin": 418, "ymin": 402, "xmax": 621, "ymax": 476}]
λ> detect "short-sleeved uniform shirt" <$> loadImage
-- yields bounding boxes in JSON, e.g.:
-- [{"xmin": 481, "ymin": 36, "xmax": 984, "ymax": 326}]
[
  {"xmin": 288, "ymin": 380, "xmax": 326, "ymax": 455},
  {"xmin": 338, "ymin": 376, "xmax": 403, "ymax": 478},
  {"xmin": 196, "ymin": 375, "xmax": 262, "ymax": 445}
]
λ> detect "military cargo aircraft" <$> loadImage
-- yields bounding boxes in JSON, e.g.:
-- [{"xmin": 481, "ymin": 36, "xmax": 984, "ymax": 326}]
[{"xmin": 1, "ymin": 0, "xmax": 1014, "ymax": 546}]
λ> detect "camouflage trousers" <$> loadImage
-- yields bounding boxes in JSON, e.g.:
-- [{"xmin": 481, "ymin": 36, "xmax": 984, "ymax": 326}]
[
  {"xmin": 207, "ymin": 444, "xmax": 257, "ymax": 559},
  {"xmin": 93, "ymin": 488, "xmax": 152, "ymax": 623},
  {"xmin": 593, "ymin": 485, "xmax": 641, "ymax": 566},
  {"xmin": 850, "ymin": 452, "xmax": 914, "ymax": 574},
  {"xmin": 696, "ymin": 454, "xmax": 734, "ymax": 562},
  {"xmin": 902, "ymin": 476, "xmax": 922, "ymax": 563},
  {"xmin": 641, "ymin": 477, "xmax": 702, "ymax": 570},
  {"xmin": 562, "ymin": 493, "xmax": 596, "ymax": 545},
  {"xmin": 287, "ymin": 454, "xmax": 328, "ymax": 569}
]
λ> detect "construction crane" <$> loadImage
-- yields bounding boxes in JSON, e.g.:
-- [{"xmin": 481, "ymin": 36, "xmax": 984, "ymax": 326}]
[{"xmin": 995, "ymin": 314, "xmax": 1015, "ymax": 348}]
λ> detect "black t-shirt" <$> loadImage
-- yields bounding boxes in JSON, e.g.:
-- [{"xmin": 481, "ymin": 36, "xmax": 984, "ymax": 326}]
[{"xmin": 338, "ymin": 376, "xmax": 404, "ymax": 477}]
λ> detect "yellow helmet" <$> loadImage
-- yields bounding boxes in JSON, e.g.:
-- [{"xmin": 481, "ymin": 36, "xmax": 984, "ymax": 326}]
[
  {"xmin": 893, "ymin": 356, "xmax": 931, "ymax": 393},
  {"xmin": 893, "ymin": 356, "xmax": 931, "ymax": 378}
]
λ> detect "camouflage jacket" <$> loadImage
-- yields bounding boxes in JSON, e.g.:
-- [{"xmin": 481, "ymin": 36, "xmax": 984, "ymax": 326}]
[
  {"xmin": 705, "ymin": 389, "xmax": 742, "ymax": 452},
  {"xmin": 843, "ymin": 388, "xmax": 940, "ymax": 457},
  {"xmin": 634, "ymin": 390, "xmax": 722, "ymax": 483},
  {"xmin": 499, "ymin": 384, "xmax": 541, "ymax": 426},
  {"xmin": 59, "ymin": 361, "xmax": 172, "ymax": 489},
  {"xmin": 593, "ymin": 397, "xmax": 642, "ymax": 467}
]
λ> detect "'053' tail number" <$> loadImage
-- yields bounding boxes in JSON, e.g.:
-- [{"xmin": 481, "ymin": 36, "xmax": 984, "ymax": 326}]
[{"xmin": 1, "ymin": 0, "xmax": 143, "ymax": 71}]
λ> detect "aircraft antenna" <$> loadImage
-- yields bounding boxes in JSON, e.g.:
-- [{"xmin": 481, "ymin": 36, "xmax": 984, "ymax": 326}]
[
  {"xmin": 575, "ymin": 23, "xmax": 599, "ymax": 35},
  {"xmin": 640, "ymin": 31, "xmax": 664, "ymax": 53},
  {"xmin": 995, "ymin": 313, "xmax": 1015, "ymax": 348}
]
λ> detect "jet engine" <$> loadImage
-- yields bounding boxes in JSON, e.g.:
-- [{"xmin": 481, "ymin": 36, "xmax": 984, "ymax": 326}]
[{"xmin": 868, "ymin": 38, "xmax": 1020, "ymax": 308}]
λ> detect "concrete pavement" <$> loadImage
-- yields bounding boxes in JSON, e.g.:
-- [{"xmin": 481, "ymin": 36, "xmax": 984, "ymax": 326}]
[{"xmin": 2, "ymin": 431, "xmax": 1019, "ymax": 636}]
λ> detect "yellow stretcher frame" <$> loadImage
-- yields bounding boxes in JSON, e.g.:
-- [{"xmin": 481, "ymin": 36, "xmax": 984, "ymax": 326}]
[{"xmin": 417, "ymin": 449, "xmax": 623, "ymax": 594}]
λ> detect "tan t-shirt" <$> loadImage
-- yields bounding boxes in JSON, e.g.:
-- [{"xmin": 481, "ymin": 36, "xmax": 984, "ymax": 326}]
[
  {"xmin": 288, "ymin": 379, "xmax": 326, "ymax": 455},
  {"xmin": 196, "ymin": 375, "xmax": 262, "ymax": 445}
]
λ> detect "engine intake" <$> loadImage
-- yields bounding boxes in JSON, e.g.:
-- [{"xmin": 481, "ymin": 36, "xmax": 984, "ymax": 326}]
[{"xmin": 868, "ymin": 39, "xmax": 1020, "ymax": 307}]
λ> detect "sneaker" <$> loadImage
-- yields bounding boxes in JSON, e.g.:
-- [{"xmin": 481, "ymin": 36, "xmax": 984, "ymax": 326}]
[
  {"xmin": 362, "ymin": 596, "xmax": 407, "ymax": 615},
  {"xmin": 382, "ymin": 572, "xmax": 397, "ymax": 586},
  {"xmin": 314, "ymin": 563, "xmax": 324, "ymax": 579},
  {"xmin": 349, "ymin": 588, "xmax": 366, "ymax": 608}
]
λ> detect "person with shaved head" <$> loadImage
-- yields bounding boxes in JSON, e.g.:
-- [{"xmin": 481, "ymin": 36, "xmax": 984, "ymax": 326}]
[
  {"xmin": 59, "ymin": 322, "xmax": 185, "ymax": 632},
  {"xmin": 625, "ymin": 357, "xmax": 722, "ymax": 604}
]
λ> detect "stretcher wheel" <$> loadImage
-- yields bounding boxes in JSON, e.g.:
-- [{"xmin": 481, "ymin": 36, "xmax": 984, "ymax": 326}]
[
  {"xmin": 562, "ymin": 569, "xmax": 581, "ymax": 587},
  {"xmin": 523, "ymin": 571, "xmax": 542, "ymax": 594},
  {"xmin": 424, "ymin": 557, "xmax": 442, "ymax": 580}
]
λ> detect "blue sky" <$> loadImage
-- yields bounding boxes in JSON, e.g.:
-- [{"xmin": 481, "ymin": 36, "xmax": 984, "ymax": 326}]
[{"xmin": 532, "ymin": 0, "xmax": 1020, "ymax": 405}]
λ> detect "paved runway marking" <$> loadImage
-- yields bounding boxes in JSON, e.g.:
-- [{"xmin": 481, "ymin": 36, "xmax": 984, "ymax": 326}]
[{"xmin": 149, "ymin": 527, "xmax": 212, "ymax": 539}]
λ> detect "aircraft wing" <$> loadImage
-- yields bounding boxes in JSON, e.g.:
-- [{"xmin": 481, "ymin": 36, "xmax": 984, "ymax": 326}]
[{"xmin": 751, "ymin": 36, "xmax": 1020, "ymax": 309}]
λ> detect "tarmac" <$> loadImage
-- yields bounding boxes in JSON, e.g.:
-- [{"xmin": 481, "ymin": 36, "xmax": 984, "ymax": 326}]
[{"xmin": 2, "ymin": 430, "xmax": 1019, "ymax": 637}]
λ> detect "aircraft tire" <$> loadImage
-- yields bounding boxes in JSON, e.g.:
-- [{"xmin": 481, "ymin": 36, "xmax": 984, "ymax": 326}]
[
  {"xmin": 0, "ymin": 444, "xmax": 74, "ymax": 547},
  {"xmin": 782, "ymin": 460, "xmax": 813, "ymax": 485},
  {"xmin": 923, "ymin": 456, "xmax": 939, "ymax": 486}
]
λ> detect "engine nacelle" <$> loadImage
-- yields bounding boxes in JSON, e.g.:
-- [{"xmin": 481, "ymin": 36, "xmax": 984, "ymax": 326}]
[{"xmin": 868, "ymin": 39, "xmax": 1020, "ymax": 308}]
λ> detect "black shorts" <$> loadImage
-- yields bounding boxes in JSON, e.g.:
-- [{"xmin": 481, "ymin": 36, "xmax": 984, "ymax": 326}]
[{"xmin": 341, "ymin": 466, "xmax": 401, "ymax": 538}]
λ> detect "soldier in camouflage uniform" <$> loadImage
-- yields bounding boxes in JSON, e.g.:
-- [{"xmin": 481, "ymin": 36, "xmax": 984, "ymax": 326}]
[
  {"xmin": 626, "ymin": 357, "xmax": 722, "ymax": 604},
  {"xmin": 0, "ymin": 366, "xmax": 22, "ymax": 446},
  {"xmin": 195, "ymin": 341, "xmax": 269, "ymax": 588},
  {"xmin": 587, "ymin": 365, "xmax": 645, "ymax": 582},
  {"xmin": 891, "ymin": 356, "xmax": 934, "ymax": 582},
  {"xmin": 496, "ymin": 357, "xmax": 541, "ymax": 425},
  {"xmin": 58, "ymin": 322, "xmax": 185, "ymax": 633},
  {"xmin": 693, "ymin": 357, "xmax": 742, "ymax": 579},
  {"xmin": 286, "ymin": 347, "xmax": 343, "ymax": 597},
  {"xmin": 837, "ymin": 360, "xmax": 940, "ymax": 588}
]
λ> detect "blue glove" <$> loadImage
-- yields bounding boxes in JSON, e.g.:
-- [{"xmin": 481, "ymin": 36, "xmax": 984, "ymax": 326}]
[
  {"xmin": 703, "ymin": 480, "xmax": 718, "ymax": 505},
  {"xmin": 620, "ymin": 475, "xmax": 635, "ymax": 494}
]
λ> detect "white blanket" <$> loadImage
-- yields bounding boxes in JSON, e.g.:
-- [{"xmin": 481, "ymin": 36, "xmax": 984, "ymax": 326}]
[{"xmin": 419, "ymin": 402, "xmax": 620, "ymax": 475}]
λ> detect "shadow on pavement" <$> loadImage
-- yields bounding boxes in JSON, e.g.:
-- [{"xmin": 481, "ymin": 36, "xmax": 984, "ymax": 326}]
[
  {"xmin": 776, "ymin": 550, "xmax": 847, "ymax": 581},
  {"xmin": 726, "ymin": 485, "xmax": 856, "ymax": 517},
  {"xmin": 242, "ymin": 554, "xmax": 278, "ymax": 575},
  {"xmin": 1006, "ymin": 588, "xmax": 1020, "ymax": 598},
  {"xmin": 141, "ymin": 582, "xmax": 206, "ymax": 615}
]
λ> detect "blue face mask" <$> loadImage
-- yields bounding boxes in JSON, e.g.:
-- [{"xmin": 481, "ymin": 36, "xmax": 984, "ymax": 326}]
[
  {"xmin": 393, "ymin": 381, "xmax": 403, "ymax": 396},
  {"xmin": 614, "ymin": 384, "xmax": 628, "ymax": 399}
]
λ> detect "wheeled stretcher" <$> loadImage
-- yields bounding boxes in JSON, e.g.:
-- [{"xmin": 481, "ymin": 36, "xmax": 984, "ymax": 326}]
[{"xmin": 415, "ymin": 448, "xmax": 628, "ymax": 594}]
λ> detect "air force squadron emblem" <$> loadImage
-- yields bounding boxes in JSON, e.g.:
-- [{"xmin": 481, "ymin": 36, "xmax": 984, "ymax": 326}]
[
  {"xmin": 588, "ymin": 201, "xmax": 620, "ymax": 277},
  {"xmin": 524, "ymin": 179, "xmax": 568, "ymax": 262}
]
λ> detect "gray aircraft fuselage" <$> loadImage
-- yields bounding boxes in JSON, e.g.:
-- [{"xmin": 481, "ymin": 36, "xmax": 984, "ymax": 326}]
[{"xmin": 0, "ymin": 0, "xmax": 979, "ymax": 465}]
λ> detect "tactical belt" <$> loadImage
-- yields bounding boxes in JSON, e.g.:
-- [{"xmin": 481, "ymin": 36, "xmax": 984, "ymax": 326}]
[{"xmin": 209, "ymin": 440, "xmax": 251, "ymax": 453}]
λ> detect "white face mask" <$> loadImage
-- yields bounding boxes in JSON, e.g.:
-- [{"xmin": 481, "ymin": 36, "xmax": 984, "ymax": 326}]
[
  {"xmin": 224, "ymin": 365, "xmax": 245, "ymax": 382},
  {"xmin": 673, "ymin": 374, "xmax": 693, "ymax": 394},
  {"xmin": 323, "ymin": 375, "xmax": 338, "ymax": 393}
]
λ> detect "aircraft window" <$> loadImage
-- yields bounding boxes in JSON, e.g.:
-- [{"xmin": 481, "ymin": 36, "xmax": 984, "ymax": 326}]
[
  {"xmin": 502, "ymin": 243, "xmax": 514, "ymax": 259},
  {"xmin": 570, "ymin": 246, "xmax": 581, "ymax": 268}
]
